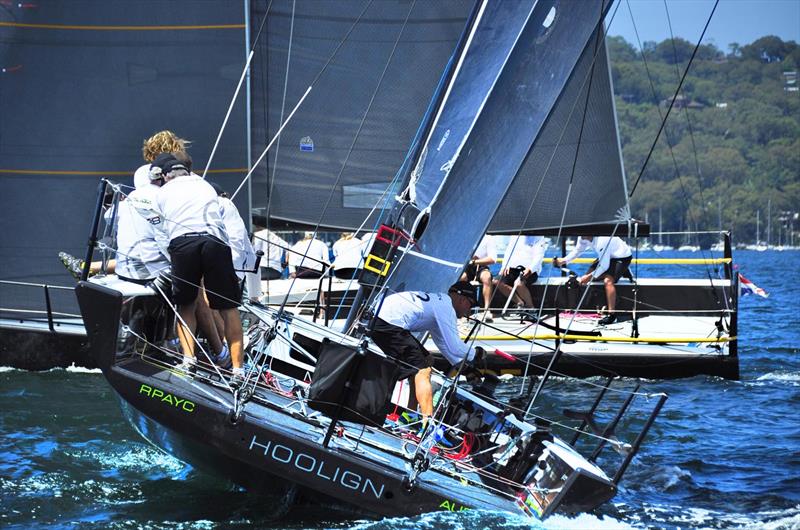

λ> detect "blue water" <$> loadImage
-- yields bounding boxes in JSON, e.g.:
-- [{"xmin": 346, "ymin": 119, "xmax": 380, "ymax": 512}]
[{"xmin": 1, "ymin": 250, "xmax": 798, "ymax": 529}]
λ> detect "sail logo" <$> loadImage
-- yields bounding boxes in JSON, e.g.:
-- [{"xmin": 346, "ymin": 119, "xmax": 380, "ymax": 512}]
[
  {"xmin": 300, "ymin": 136, "xmax": 314, "ymax": 152},
  {"xmin": 249, "ymin": 435, "xmax": 385, "ymax": 499},
  {"xmin": 138, "ymin": 384, "xmax": 195, "ymax": 412},
  {"xmin": 439, "ymin": 499, "xmax": 469, "ymax": 512}
]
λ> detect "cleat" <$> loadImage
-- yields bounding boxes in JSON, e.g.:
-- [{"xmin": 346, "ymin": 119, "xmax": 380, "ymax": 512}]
[{"xmin": 58, "ymin": 252, "xmax": 86, "ymax": 281}]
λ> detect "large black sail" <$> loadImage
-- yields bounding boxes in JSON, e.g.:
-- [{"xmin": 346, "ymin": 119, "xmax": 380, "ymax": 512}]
[
  {"xmin": 0, "ymin": 2, "xmax": 248, "ymax": 315},
  {"xmin": 249, "ymin": 0, "xmax": 472, "ymax": 231},
  {"xmin": 385, "ymin": 0, "xmax": 614, "ymax": 295}
]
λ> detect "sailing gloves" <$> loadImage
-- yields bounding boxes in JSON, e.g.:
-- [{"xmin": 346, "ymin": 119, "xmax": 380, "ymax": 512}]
[{"xmin": 465, "ymin": 346, "xmax": 486, "ymax": 383}]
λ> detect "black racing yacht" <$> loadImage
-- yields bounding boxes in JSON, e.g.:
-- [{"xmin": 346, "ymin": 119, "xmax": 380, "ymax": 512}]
[{"xmin": 76, "ymin": 0, "xmax": 666, "ymax": 520}]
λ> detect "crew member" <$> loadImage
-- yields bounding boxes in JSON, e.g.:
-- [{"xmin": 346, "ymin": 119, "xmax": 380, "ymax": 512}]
[
  {"xmin": 460, "ymin": 234, "xmax": 497, "ymax": 322},
  {"xmin": 152, "ymin": 153, "xmax": 244, "ymax": 382},
  {"xmin": 553, "ymin": 235, "xmax": 632, "ymax": 325},
  {"xmin": 370, "ymin": 281, "xmax": 485, "ymax": 420}
]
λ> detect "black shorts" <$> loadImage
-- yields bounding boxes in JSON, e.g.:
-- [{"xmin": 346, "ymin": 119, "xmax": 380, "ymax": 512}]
[
  {"xmin": 295, "ymin": 266, "xmax": 325, "ymax": 279},
  {"xmin": 501, "ymin": 266, "xmax": 538, "ymax": 289},
  {"xmin": 463, "ymin": 262, "xmax": 491, "ymax": 282},
  {"xmin": 261, "ymin": 267, "xmax": 282, "ymax": 281},
  {"xmin": 333, "ymin": 267, "xmax": 358, "ymax": 279},
  {"xmin": 595, "ymin": 256, "xmax": 632, "ymax": 282},
  {"xmin": 370, "ymin": 318, "xmax": 433, "ymax": 380},
  {"xmin": 168, "ymin": 234, "xmax": 242, "ymax": 310}
]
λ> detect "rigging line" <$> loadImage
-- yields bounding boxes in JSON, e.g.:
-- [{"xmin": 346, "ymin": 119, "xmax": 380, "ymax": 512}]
[
  {"xmin": 230, "ymin": 86, "xmax": 312, "ymax": 201},
  {"xmin": 265, "ymin": 0, "xmax": 295, "ymax": 261},
  {"xmin": 458, "ymin": 0, "xmax": 623, "ymax": 386},
  {"xmin": 273, "ymin": 0, "xmax": 408, "ymax": 322},
  {"xmin": 231, "ymin": 0, "xmax": 375, "ymax": 202},
  {"xmin": 625, "ymin": 0, "xmax": 723, "ymax": 302},
  {"xmin": 202, "ymin": 2, "xmax": 271, "ymax": 180},
  {"xmin": 516, "ymin": 0, "xmax": 618, "ymax": 391},
  {"xmin": 626, "ymin": 0, "xmax": 720, "ymax": 198}
]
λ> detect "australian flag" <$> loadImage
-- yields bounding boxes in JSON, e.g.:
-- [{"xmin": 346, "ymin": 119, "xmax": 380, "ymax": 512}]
[{"xmin": 738, "ymin": 273, "xmax": 769, "ymax": 298}]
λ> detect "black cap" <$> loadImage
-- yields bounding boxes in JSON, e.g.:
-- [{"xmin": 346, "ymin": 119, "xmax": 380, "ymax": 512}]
[
  {"xmin": 449, "ymin": 281, "xmax": 479, "ymax": 307},
  {"xmin": 150, "ymin": 153, "xmax": 187, "ymax": 179}
]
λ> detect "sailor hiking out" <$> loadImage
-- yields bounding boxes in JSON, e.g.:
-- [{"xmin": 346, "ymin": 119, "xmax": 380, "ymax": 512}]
[
  {"xmin": 554, "ymin": 236, "xmax": 632, "ymax": 325},
  {"xmin": 370, "ymin": 281, "xmax": 485, "ymax": 421}
]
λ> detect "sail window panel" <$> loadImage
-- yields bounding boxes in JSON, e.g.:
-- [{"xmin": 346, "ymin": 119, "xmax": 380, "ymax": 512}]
[
  {"xmin": 249, "ymin": 0, "xmax": 471, "ymax": 230},
  {"xmin": 489, "ymin": 28, "xmax": 627, "ymax": 233}
]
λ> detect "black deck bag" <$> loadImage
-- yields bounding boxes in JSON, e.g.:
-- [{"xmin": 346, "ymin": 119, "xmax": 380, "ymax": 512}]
[{"xmin": 308, "ymin": 338, "xmax": 400, "ymax": 426}]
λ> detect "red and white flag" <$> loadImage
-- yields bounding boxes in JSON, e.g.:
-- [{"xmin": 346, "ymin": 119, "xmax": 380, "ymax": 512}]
[{"xmin": 738, "ymin": 273, "xmax": 769, "ymax": 298}]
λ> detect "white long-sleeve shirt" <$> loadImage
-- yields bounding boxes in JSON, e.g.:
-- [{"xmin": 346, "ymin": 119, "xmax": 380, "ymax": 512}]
[
  {"xmin": 155, "ymin": 174, "xmax": 226, "ymax": 242},
  {"xmin": 332, "ymin": 236, "xmax": 364, "ymax": 270},
  {"xmin": 252, "ymin": 229, "xmax": 288, "ymax": 272},
  {"xmin": 115, "ymin": 184, "xmax": 171, "ymax": 281},
  {"xmin": 288, "ymin": 237, "xmax": 330, "ymax": 273},
  {"xmin": 473, "ymin": 235, "xmax": 498, "ymax": 262},
  {"xmin": 377, "ymin": 291, "xmax": 476, "ymax": 366},
  {"xmin": 503, "ymin": 235, "xmax": 546, "ymax": 274},
  {"xmin": 218, "ymin": 197, "xmax": 261, "ymax": 298},
  {"xmin": 562, "ymin": 236, "xmax": 632, "ymax": 278}
]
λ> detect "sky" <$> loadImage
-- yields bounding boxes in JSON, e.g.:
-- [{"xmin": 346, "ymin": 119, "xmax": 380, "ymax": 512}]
[{"xmin": 607, "ymin": 0, "xmax": 800, "ymax": 51}]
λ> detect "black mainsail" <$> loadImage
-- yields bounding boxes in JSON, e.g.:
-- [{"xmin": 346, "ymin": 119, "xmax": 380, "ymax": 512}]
[
  {"xmin": 0, "ymin": 2, "xmax": 248, "ymax": 321},
  {"xmin": 248, "ymin": 0, "xmax": 472, "ymax": 231}
]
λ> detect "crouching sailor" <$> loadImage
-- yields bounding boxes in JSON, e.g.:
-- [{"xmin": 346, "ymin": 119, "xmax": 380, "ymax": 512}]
[{"xmin": 370, "ymin": 281, "xmax": 485, "ymax": 421}]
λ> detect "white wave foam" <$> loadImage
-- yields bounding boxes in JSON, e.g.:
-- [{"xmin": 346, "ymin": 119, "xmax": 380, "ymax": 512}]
[
  {"xmin": 0, "ymin": 366, "xmax": 18, "ymax": 372},
  {"xmin": 63, "ymin": 364, "xmax": 102, "ymax": 374},
  {"xmin": 756, "ymin": 371, "xmax": 800, "ymax": 383}
]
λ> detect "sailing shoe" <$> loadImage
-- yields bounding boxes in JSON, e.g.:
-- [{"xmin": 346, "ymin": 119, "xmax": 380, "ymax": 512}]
[
  {"xmin": 214, "ymin": 344, "xmax": 232, "ymax": 370},
  {"xmin": 482, "ymin": 310, "xmax": 494, "ymax": 323},
  {"xmin": 598, "ymin": 314, "xmax": 617, "ymax": 326},
  {"xmin": 433, "ymin": 425, "xmax": 457, "ymax": 449},
  {"xmin": 58, "ymin": 252, "xmax": 86, "ymax": 281}
]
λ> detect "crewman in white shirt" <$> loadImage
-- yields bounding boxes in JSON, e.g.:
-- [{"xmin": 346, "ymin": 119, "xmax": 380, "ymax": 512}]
[
  {"xmin": 496, "ymin": 235, "xmax": 546, "ymax": 308},
  {"xmin": 208, "ymin": 182, "xmax": 262, "ymax": 303},
  {"xmin": 288, "ymin": 232, "xmax": 330, "ymax": 278},
  {"xmin": 152, "ymin": 153, "xmax": 245, "ymax": 383},
  {"xmin": 554, "ymin": 236, "xmax": 632, "ymax": 325},
  {"xmin": 460, "ymin": 235, "xmax": 497, "ymax": 322},
  {"xmin": 331, "ymin": 232, "xmax": 363, "ymax": 279},
  {"xmin": 370, "ymin": 281, "xmax": 485, "ymax": 420},
  {"xmin": 252, "ymin": 228, "xmax": 288, "ymax": 280}
]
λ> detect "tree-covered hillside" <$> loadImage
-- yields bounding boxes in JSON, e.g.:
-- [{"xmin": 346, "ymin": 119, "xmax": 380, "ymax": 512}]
[{"xmin": 608, "ymin": 35, "xmax": 799, "ymax": 245}]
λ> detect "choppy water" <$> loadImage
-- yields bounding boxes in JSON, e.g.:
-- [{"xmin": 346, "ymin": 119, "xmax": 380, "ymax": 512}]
[{"xmin": 2, "ymin": 250, "xmax": 799, "ymax": 529}]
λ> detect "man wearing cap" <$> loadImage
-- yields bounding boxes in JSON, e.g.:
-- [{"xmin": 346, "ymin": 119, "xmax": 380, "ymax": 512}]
[
  {"xmin": 370, "ymin": 281, "xmax": 485, "ymax": 419},
  {"xmin": 153, "ymin": 153, "xmax": 245, "ymax": 382}
]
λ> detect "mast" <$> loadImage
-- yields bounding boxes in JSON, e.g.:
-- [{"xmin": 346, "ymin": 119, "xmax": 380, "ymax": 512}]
[
  {"xmin": 756, "ymin": 210, "xmax": 760, "ymax": 245},
  {"xmin": 659, "ymin": 208, "xmax": 663, "ymax": 245},
  {"xmin": 767, "ymin": 198, "xmax": 772, "ymax": 247}
]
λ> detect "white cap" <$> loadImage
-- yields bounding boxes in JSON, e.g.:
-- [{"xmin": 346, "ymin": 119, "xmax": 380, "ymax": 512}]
[
  {"xmin": 133, "ymin": 164, "xmax": 151, "ymax": 190},
  {"xmin": 304, "ymin": 231, "xmax": 314, "ymax": 238}
]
